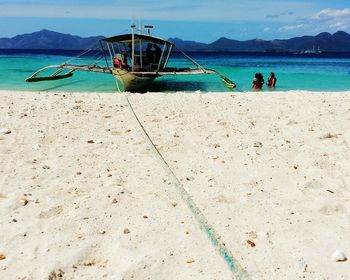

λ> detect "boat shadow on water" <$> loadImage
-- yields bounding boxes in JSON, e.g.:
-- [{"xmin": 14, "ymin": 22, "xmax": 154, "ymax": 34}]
[
  {"xmin": 11, "ymin": 68, "xmax": 36, "ymax": 74},
  {"xmin": 37, "ymin": 80, "xmax": 82, "ymax": 92},
  {"xmin": 139, "ymin": 80, "xmax": 208, "ymax": 93}
]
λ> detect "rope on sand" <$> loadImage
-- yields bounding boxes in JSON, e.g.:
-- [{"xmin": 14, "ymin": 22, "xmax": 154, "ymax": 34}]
[{"xmin": 125, "ymin": 93, "xmax": 250, "ymax": 280}]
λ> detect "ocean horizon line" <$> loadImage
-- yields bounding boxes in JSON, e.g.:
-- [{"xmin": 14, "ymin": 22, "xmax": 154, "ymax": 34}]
[{"xmin": 2, "ymin": 49, "xmax": 350, "ymax": 58}]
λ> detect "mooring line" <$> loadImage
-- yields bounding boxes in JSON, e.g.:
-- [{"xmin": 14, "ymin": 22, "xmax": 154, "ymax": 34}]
[{"xmin": 125, "ymin": 93, "xmax": 250, "ymax": 280}]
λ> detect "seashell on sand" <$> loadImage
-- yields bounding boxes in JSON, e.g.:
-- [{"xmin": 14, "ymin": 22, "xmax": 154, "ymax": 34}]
[{"xmin": 331, "ymin": 250, "xmax": 347, "ymax": 262}]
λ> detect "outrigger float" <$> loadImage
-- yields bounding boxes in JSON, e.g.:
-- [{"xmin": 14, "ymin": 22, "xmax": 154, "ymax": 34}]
[{"xmin": 26, "ymin": 21, "xmax": 236, "ymax": 92}]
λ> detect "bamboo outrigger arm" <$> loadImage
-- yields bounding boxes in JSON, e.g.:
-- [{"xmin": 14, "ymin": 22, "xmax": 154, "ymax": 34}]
[
  {"xmin": 26, "ymin": 64, "xmax": 111, "ymax": 82},
  {"xmin": 175, "ymin": 47, "xmax": 236, "ymax": 89}
]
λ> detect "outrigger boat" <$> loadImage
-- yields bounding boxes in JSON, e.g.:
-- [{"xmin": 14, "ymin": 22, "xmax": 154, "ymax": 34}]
[{"xmin": 26, "ymin": 22, "xmax": 236, "ymax": 92}]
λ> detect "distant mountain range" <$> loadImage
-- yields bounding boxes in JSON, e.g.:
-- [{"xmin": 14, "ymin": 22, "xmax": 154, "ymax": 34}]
[
  {"xmin": 0, "ymin": 30, "xmax": 104, "ymax": 50},
  {"xmin": 1, "ymin": 29, "xmax": 350, "ymax": 52},
  {"xmin": 169, "ymin": 31, "xmax": 350, "ymax": 52}
]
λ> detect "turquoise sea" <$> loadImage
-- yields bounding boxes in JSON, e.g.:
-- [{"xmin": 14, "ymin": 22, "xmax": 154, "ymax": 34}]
[{"xmin": 0, "ymin": 50, "xmax": 350, "ymax": 92}]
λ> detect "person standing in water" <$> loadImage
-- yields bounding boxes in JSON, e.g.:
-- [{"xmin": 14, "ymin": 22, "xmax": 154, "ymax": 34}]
[
  {"xmin": 154, "ymin": 44, "xmax": 162, "ymax": 64},
  {"xmin": 146, "ymin": 43, "xmax": 154, "ymax": 64},
  {"xmin": 268, "ymin": 72, "xmax": 277, "ymax": 88},
  {"xmin": 252, "ymin": 73, "xmax": 264, "ymax": 90}
]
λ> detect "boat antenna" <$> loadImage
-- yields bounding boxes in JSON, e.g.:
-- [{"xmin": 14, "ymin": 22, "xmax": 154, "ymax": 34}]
[
  {"xmin": 140, "ymin": 17, "xmax": 143, "ymax": 34},
  {"xmin": 139, "ymin": 17, "xmax": 143, "ymax": 68},
  {"xmin": 131, "ymin": 17, "xmax": 135, "ymax": 72},
  {"xmin": 144, "ymin": 25, "xmax": 154, "ymax": 35}
]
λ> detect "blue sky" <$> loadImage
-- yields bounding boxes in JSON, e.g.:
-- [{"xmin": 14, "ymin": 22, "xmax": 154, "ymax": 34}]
[{"xmin": 0, "ymin": 0, "xmax": 349, "ymax": 42}]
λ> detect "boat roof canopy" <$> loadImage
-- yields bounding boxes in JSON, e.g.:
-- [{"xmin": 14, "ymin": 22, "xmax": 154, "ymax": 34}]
[{"xmin": 101, "ymin": 34, "xmax": 174, "ymax": 46}]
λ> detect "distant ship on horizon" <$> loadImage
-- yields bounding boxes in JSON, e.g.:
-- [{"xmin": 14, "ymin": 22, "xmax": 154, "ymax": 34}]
[{"xmin": 300, "ymin": 46, "xmax": 323, "ymax": 54}]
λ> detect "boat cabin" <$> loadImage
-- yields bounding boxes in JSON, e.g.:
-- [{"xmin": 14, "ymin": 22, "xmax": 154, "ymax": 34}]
[{"xmin": 100, "ymin": 34, "xmax": 174, "ymax": 74}]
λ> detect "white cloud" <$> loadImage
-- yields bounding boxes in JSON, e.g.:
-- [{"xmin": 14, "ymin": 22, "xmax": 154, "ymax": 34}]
[
  {"xmin": 329, "ymin": 22, "xmax": 345, "ymax": 28},
  {"xmin": 263, "ymin": 27, "xmax": 271, "ymax": 32},
  {"xmin": 309, "ymin": 8, "xmax": 350, "ymax": 32},
  {"xmin": 313, "ymin": 8, "xmax": 350, "ymax": 20},
  {"xmin": 0, "ymin": 1, "xmax": 314, "ymax": 22},
  {"xmin": 279, "ymin": 24, "xmax": 304, "ymax": 31},
  {"xmin": 329, "ymin": 22, "xmax": 349, "ymax": 30},
  {"xmin": 0, "ymin": 5, "xmax": 144, "ymax": 19}
]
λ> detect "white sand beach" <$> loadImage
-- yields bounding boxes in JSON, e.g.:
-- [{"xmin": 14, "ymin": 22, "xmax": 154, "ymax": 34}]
[{"xmin": 0, "ymin": 90, "xmax": 349, "ymax": 280}]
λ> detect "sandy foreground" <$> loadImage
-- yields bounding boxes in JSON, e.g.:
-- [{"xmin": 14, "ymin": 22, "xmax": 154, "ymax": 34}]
[{"xmin": 0, "ymin": 90, "xmax": 349, "ymax": 280}]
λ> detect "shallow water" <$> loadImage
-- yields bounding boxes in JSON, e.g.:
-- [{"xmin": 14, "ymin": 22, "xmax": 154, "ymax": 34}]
[{"xmin": 0, "ymin": 50, "xmax": 349, "ymax": 92}]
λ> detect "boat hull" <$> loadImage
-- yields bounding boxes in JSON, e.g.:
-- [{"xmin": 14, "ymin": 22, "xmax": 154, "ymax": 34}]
[{"xmin": 112, "ymin": 69, "xmax": 157, "ymax": 92}]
